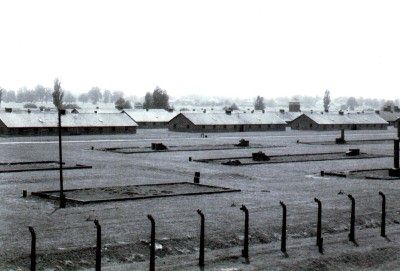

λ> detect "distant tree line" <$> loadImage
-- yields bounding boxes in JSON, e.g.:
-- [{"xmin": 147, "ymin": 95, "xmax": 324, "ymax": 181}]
[
  {"xmin": 0, "ymin": 85, "xmax": 127, "ymax": 105},
  {"xmin": 143, "ymin": 86, "xmax": 170, "ymax": 110},
  {"xmin": 1, "ymin": 84, "xmax": 398, "ymax": 112}
]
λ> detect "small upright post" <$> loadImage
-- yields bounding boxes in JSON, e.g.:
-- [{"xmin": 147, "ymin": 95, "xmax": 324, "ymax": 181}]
[
  {"xmin": 379, "ymin": 191, "xmax": 386, "ymax": 238},
  {"xmin": 348, "ymin": 194, "xmax": 356, "ymax": 243},
  {"xmin": 58, "ymin": 109, "xmax": 66, "ymax": 208},
  {"xmin": 194, "ymin": 172, "xmax": 200, "ymax": 183},
  {"xmin": 394, "ymin": 139, "xmax": 399, "ymax": 169},
  {"xmin": 280, "ymin": 201, "xmax": 287, "ymax": 254},
  {"xmin": 314, "ymin": 198, "xmax": 323, "ymax": 253},
  {"xmin": 397, "ymin": 124, "xmax": 400, "ymax": 140},
  {"xmin": 240, "ymin": 205, "xmax": 249, "ymax": 261},
  {"xmin": 28, "ymin": 226, "xmax": 36, "ymax": 271},
  {"xmin": 148, "ymin": 215, "xmax": 156, "ymax": 271},
  {"xmin": 197, "ymin": 209, "xmax": 205, "ymax": 267},
  {"xmin": 94, "ymin": 220, "xmax": 101, "ymax": 271}
]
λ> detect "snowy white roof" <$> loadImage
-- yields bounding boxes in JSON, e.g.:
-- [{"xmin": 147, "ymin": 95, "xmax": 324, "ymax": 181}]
[
  {"xmin": 68, "ymin": 108, "xmax": 122, "ymax": 114},
  {"xmin": 275, "ymin": 111, "xmax": 302, "ymax": 123},
  {"xmin": 123, "ymin": 109, "xmax": 178, "ymax": 123},
  {"xmin": 0, "ymin": 112, "xmax": 138, "ymax": 128},
  {"xmin": 174, "ymin": 112, "xmax": 287, "ymax": 125},
  {"xmin": 377, "ymin": 111, "xmax": 400, "ymax": 122},
  {"xmin": 296, "ymin": 112, "xmax": 388, "ymax": 125}
]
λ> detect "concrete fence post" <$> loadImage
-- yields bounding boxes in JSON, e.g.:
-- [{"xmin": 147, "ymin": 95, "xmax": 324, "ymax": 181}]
[
  {"xmin": 147, "ymin": 215, "xmax": 156, "ymax": 271},
  {"xmin": 280, "ymin": 201, "xmax": 287, "ymax": 254},
  {"xmin": 348, "ymin": 195, "xmax": 356, "ymax": 243},
  {"xmin": 379, "ymin": 192, "xmax": 386, "ymax": 238},
  {"xmin": 28, "ymin": 226, "xmax": 36, "ymax": 271},
  {"xmin": 314, "ymin": 198, "xmax": 323, "ymax": 253},
  {"xmin": 240, "ymin": 205, "xmax": 249, "ymax": 260},
  {"xmin": 94, "ymin": 220, "xmax": 101, "ymax": 271},
  {"xmin": 197, "ymin": 209, "xmax": 205, "ymax": 267}
]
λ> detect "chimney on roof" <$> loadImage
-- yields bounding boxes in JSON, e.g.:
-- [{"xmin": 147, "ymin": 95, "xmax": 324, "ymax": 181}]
[
  {"xmin": 146, "ymin": 108, "xmax": 149, "ymax": 111},
  {"xmin": 203, "ymin": 109, "xmax": 206, "ymax": 113},
  {"xmin": 262, "ymin": 109, "xmax": 265, "ymax": 113},
  {"xmin": 375, "ymin": 110, "xmax": 380, "ymax": 114},
  {"xmin": 94, "ymin": 110, "xmax": 97, "ymax": 114},
  {"xmin": 339, "ymin": 110, "xmax": 344, "ymax": 115},
  {"xmin": 5, "ymin": 108, "xmax": 12, "ymax": 113},
  {"xmin": 310, "ymin": 110, "xmax": 313, "ymax": 114},
  {"xmin": 251, "ymin": 110, "xmax": 254, "ymax": 113},
  {"xmin": 279, "ymin": 109, "xmax": 285, "ymax": 113},
  {"xmin": 289, "ymin": 101, "xmax": 301, "ymax": 112},
  {"xmin": 27, "ymin": 109, "xmax": 31, "ymax": 113},
  {"xmin": 225, "ymin": 109, "xmax": 232, "ymax": 115}
]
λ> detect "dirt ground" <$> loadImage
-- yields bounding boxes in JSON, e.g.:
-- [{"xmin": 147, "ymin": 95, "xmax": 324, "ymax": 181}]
[{"xmin": 0, "ymin": 128, "xmax": 400, "ymax": 270}]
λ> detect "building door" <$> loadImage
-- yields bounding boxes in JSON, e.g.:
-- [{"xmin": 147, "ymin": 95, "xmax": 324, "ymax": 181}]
[{"xmin": 239, "ymin": 125, "xmax": 244, "ymax": 132}]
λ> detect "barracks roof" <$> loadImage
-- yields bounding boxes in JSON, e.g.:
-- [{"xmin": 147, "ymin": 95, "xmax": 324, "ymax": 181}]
[
  {"xmin": 0, "ymin": 112, "xmax": 138, "ymax": 128},
  {"xmin": 172, "ymin": 112, "xmax": 287, "ymax": 125}
]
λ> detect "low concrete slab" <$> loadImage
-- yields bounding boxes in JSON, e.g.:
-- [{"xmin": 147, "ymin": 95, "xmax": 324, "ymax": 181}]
[
  {"xmin": 96, "ymin": 143, "xmax": 281, "ymax": 154},
  {"xmin": 31, "ymin": 182, "xmax": 240, "ymax": 204},
  {"xmin": 0, "ymin": 161, "xmax": 92, "ymax": 173},
  {"xmin": 194, "ymin": 152, "xmax": 391, "ymax": 166},
  {"xmin": 321, "ymin": 168, "xmax": 400, "ymax": 180}
]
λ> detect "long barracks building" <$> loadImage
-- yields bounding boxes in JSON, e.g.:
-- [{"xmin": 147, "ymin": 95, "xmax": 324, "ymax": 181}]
[{"xmin": 0, "ymin": 110, "xmax": 138, "ymax": 136}]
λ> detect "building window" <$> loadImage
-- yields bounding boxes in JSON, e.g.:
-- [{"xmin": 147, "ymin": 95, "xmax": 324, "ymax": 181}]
[
  {"xmin": 213, "ymin": 125, "xmax": 216, "ymax": 129},
  {"xmin": 125, "ymin": 127, "xmax": 129, "ymax": 131},
  {"xmin": 258, "ymin": 125, "xmax": 262, "ymax": 128},
  {"xmin": 223, "ymin": 125, "xmax": 227, "ymax": 129},
  {"xmin": 186, "ymin": 125, "xmax": 190, "ymax": 129},
  {"xmin": 309, "ymin": 123, "xmax": 313, "ymax": 128},
  {"xmin": 173, "ymin": 124, "xmax": 177, "ymax": 128},
  {"xmin": 202, "ymin": 125, "xmax": 205, "ymax": 129},
  {"xmin": 234, "ymin": 125, "xmax": 237, "ymax": 129},
  {"xmin": 112, "ymin": 127, "xmax": 116, "ymax": 132},
  {"xmin": 153, "ymin": 122, "xmax": 156, "ymax": 126}
]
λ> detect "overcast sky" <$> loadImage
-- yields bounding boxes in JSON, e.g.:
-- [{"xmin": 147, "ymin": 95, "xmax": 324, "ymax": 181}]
[{"xmin": 1, "ymin": 0, "xmax": 400, "ymax": 99}]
